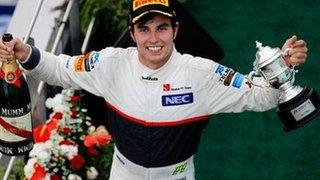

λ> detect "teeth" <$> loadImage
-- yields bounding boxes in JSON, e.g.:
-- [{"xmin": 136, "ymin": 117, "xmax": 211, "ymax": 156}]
[{"xmin": 147, "ymin": 46, "xmax": 161, "ymax": 52}]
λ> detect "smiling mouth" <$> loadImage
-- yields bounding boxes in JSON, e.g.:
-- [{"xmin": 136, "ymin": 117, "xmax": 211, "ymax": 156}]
[{"xmin": 147, "ymin": 46, "xmax": 162, "ymax": 53}]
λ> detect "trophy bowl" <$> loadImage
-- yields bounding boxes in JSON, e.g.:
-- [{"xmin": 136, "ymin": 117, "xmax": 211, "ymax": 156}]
[{"xmin": 249, "ymin": 41, "xmax": 320, "ymax": 131}]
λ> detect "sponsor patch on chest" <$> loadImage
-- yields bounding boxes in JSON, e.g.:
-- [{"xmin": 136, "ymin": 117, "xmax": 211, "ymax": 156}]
[
  {"xmin": 162, "ymin": 83, "xmax": 192, "ymax": 92},
  {"xmin": 162, "ymin": 93, "xmax": 194, "ymax": 106}
]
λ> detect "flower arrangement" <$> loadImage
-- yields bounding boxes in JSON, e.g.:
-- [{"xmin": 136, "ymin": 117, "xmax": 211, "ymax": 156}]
[{"xmin": 24, "ymin": 89, "xmax": 113, "ymax": 180}]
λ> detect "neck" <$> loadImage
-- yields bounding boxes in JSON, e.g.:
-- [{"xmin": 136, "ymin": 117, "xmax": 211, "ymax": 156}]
[
  {"xmin": 138, "ymin": 57, "xmax": 169, "ymax": 70},
  {"xmin": 138, "ymin": 51, "xmax": 173, "ymax": 70}
]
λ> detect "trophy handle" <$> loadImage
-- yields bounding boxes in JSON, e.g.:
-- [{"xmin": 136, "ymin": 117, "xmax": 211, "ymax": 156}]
[
  {"xmin": 282, "ymin": 47, "xmax": 298, "ymax": 68},
  {"xmin": 282, "ymin": 48, "xmax": 292, "ymax": 56},
  {"xmin": 248, "ymin": 70, "xmax": 264, "ymax": 87}
]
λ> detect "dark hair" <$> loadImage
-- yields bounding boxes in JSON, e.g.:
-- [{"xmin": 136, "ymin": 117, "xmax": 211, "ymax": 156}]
[{"xmin": 129, "ymin": 12, "xmax": 178, "ymax": 33}]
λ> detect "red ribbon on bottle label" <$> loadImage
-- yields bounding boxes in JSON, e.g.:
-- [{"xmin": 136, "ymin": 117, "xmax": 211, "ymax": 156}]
[{"xmin": 0, "ymin": 116, "xmax": 32, "ymax": 139}]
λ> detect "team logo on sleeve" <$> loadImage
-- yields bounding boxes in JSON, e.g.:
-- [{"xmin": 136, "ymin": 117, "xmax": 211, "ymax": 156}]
[
  {"xmin": 245, "ymin": 79, "xmax": 252, "ymax": 88},
  {"xmin": 215, "ymin": 64, "xmax": 234, "ymax": 85},
  {"xmin": 74, "ymin": 56, "xmax": 85, "ymax": 72},
  {"xmin": 215, "ymin": 64, "xmax": 246, "ymax": 88},
  {"xmin": 231, "ymin": 73, "xmax": 245, "ymax": 88},
  {"xmin": 89, "ymin": 52, "xmax": 100, "ymax": 69},
  {"xmin": 74, "ymin": 52, "xmax": 100, "ymax": 73},
  {"xmin": 84, "ymin": 51, "xmax": 100, "ymax": 72}
]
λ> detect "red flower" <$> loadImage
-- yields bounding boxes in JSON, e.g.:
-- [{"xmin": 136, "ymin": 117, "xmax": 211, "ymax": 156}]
[
  {"xmin": 59, "ymin": 140, "xmax": 74, "ymax": 146},
  {"xmin": 87, "ymin": 147, "xmax": 99, "ymax": 156},
  {"xmin": 84, "ymin": 135, "xmax": 96, "ymax": 148},
  {"xmin": 84, "ymin": 126, "xmax": 112, "ymax": 147},
  {"xmin": 62, "ymin": 127, "xmax": 72, "ymax": 135},
  {"xmin": 51, "ymin": 174, "xmax": 61, "ymax": 180},
  {"xmin": 70, "ymin": 95, "xmax": 81, "ymax": 103},
  {"xmin": 31, "ymin": 163, "xmax": 46, "ymax": 180},
  {"xmin": 70, "ymin": 108, "xmax": 78, "ymax": 118},
  {"xmin": 70, "ymin": 155, "xmax": 85, "ymax": 170},
  {"xmin": 33, "ymin": 125, "xmax": 50, "ymax": 143},
  {"xmin": 52, "ymin": 112, "xmax": 63, "ymax": 120},
  {"xmin": 95, "ymin": 134, "xmax": 112, "ymax": 146},
  {"xmin": 46, "ymin": 119, "xmax": 59, "ymax": 132}
]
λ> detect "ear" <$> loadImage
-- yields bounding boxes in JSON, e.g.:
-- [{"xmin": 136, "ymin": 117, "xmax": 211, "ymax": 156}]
[
  {"xmin": 130, "ymin": 28, "xmax": 136, "ymax": 43},
  {"xmin": 173, "ymin": 22, "xmax": 179, "ymax": 40}
]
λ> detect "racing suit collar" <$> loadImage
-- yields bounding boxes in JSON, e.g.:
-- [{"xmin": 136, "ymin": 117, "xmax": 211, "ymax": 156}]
[{"xmin": 136, "ymin": 45, "xmax": 178, "ymax": 82}]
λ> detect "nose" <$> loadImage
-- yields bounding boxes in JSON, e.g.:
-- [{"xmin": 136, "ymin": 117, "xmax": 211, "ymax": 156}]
[{"xmin": 148, "ymin": 31, "xmax": 158, "ymax": 43}]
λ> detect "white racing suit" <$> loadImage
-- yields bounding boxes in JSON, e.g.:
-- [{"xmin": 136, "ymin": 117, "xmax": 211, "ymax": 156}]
[{"xmin": 22, "ymin": 46, "xmax": 279, "ymax": 180}]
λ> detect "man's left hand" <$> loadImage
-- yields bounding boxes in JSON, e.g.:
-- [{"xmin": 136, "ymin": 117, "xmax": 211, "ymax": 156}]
[{"xmin": 282, "ymin": 35, "xmax": 308, "ymax": 66}]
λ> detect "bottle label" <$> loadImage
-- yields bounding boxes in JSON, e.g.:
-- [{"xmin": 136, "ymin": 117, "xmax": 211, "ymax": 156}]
[
  {"xmin": 0, "ymin": 106, "xmax": 32, "ymax": 142},
  {"xmin": 0, "ymin": 60, "xmax": 22, "ymax": 88}
]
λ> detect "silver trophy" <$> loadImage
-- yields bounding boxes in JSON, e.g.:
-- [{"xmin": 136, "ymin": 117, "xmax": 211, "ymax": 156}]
[{"xmin": 248, "ymin": 41, "xmax": 320, "ymax": 131}]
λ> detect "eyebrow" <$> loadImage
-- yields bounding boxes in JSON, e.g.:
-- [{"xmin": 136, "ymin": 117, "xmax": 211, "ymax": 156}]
[
  {"xmin": 157, "ymin": 23, "xmax": 170, "ymax": 29},
  {"xmin": 137, "ymin": 22, "xmax": 170, "ymax": 29}
]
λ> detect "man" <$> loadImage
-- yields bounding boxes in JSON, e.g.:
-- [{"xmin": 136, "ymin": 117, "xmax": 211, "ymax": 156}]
[{"xmin": 0, "ymin": 0, "xmax": 308, "ymax": 179}]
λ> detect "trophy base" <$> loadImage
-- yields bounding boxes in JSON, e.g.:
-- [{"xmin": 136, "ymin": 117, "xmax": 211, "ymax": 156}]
[{"xmin": 277, "ymin": 87, "xmax": 320, "ymax": 132}]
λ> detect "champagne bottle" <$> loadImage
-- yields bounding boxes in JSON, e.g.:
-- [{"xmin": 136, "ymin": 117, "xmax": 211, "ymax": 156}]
[{"xmin": 0, "ymin": 33, "xmax": 33, "ymax": 156}]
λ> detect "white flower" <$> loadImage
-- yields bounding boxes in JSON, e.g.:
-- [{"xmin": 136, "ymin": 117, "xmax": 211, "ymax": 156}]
[
  {"xmin": 53, "ymin": 104, "xmax": 69, "ymax": 113},
  {"xmin": 85, "ymin": 121, "xmax": 92, "ymax": 126},
  {"xmin": 64, "ymin": 88, "xmax": 75, "ymax": 97},
  {"xmin": 86, "ymin": 167, "xmax": 98, "ymax": 180},
  {"xmin": 87, "ymin": 126, "xmax": 96, "ymax": 134},
  {"xmin": 29, "ymin": 143, "xmax": 51, "ymax": 163},
  {"xmin": 24, "ymin": 158, "xmax": 37, "ymax": 179},
  {"xmin": 45, "ymin": 97, "xmax": 54, "ymax": 109},
  {"xmin": 45, "ymin": 94, "xmax": 63, "ymax": 108},
  {"xmin": 46, "ymin": 93, "xmax": 72, "ymax": 113},
  {"xmin": 45, "ymin": 140, "xmax": 54, "ymax": 149},
  {"xmin": 59, "ymin": 145, "xmax": 78, "ymax": 160},
  {"xmin": 68, "ymin": 174, "xmax": 82, "ymax": 180}
]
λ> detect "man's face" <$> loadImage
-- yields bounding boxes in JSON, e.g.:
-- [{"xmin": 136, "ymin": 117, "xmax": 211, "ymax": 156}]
[{"xmin": 131, "ymin": 15, "xmax": 178, "ymax": 70}]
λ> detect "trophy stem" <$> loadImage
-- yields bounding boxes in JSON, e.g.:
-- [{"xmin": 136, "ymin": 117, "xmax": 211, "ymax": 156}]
[{"xmin": 279, "ymin": 82, "xmax": 303, "ymax": 104}]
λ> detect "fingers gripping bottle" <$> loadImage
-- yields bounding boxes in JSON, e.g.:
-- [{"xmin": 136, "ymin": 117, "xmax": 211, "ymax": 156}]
[{"xmin": 0, "ymin": 33, "xmax": 33, "ymax": 156}]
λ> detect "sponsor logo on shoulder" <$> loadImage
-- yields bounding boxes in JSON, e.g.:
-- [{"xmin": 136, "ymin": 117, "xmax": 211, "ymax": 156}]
[
  {"xmin": 232, "ymin": 73, "xmax": 245, "ymax": 88},
  {"xmin": 74, "ymin": 52, "xmax": 100, "ymax": 72},
  {"xmin": 245, "ymin": 79, "xmax": 252, "ymax": 88},
  {"xmin": 65, "ymin": 57, "xmax": 71, "ymax": 69},
  {"xmin": 162, "ymin": 93, "xmax": 194, "ymax": 106},
  {"xmin": 215, "ymin": 64, "xmax": 228, "ymax": 76},
  {"xmin": 89, "ymin": 52, "xmax": 100, "ymax": 67},
  {"xmin": 85, "ymin": 51, "xmax": 100, "ymax": 72},
  {"xmin": 215, "ymin": 64, "xmax": 246, "ymax": 89},
  {"xmin": 215, "ymin": 64, "xmax": 233, "ymax": 83},
  {"xmin": 74, "ymin": 56, "xmax": 85, "ymax": 72}
]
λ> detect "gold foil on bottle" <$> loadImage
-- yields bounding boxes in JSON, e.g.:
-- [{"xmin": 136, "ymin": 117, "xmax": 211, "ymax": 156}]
[{"xmin": 0, "ymin": 56, "xmax": 19, "ymax": 84}]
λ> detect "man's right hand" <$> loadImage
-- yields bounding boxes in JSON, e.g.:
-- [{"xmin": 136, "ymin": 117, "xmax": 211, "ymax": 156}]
[{"xmin": 0, "ymin": 35, "xmax": 31, "ymax": 62}]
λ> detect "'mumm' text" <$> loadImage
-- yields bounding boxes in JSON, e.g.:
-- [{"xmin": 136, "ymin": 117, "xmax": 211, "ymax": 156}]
[{"xmin": 1, "ymin": 108, "xmax": 24, "ymax": 116}]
